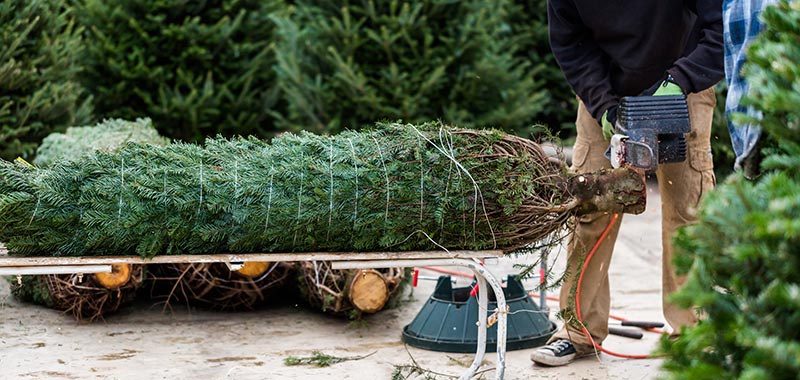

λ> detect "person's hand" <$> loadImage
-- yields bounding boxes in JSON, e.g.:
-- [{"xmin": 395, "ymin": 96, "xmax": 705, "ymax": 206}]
[
  {"xmin": 601, "ymin": 105, "xmax": 617, "ymax": 140},
  {"xmin": 643, "ymin": 74, "xmax": 683, "ymax": 96}
]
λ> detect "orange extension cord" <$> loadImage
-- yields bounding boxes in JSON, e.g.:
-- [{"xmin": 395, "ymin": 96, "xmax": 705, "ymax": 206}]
[{"xmin": 574, "ymin": 213, "xmax": 663, "ymax": 359}]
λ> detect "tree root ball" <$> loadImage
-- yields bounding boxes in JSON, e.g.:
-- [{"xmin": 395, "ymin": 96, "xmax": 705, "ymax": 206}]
[
  {"xmin": 12, "ymin": 265, "xmax": 145, "ymax": 321},
  {"xmin": 147, "ymin": 262, "xmax": 293, "ymax": 311}
]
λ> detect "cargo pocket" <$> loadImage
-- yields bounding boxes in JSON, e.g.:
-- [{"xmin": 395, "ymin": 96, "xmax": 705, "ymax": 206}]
[
  {"xmin": 570, "ymin": 140, "xmax": 590, "ymax": 173},
  {"xmin": 688, "ymin": 148, "xmax": 716, "ymax": 208}
]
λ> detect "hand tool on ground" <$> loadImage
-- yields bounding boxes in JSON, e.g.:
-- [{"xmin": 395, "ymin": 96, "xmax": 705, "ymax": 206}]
[
  {"xmin": 605, "ymin": 95, "xmax": 691, "ymax": 172},
  {"xmin": 609, "ymin": 320, "xmax": 665, "ymax": 329},
  {"xmin": 608, "ymin": 327, "xmax": 644, "ymax": 339},
  {"xmin": 607, "ymin": 320, "xmax": 665, "ymax": 339}
]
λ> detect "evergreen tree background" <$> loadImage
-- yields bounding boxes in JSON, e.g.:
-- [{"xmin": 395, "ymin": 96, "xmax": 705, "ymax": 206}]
[
  {"xmin": 0, "ymin": 0, "xmax": 738, "ymax": 172},
  {"xmin": 661, "ymin": 2, "xmax": 800, "ymax": 378},
  {"xmin": 0, "ymin": 0, "xmax": 93, "ymax": 161},
  {"xmin": 506, "ymin": 0, "xmax": 576, "ymax": 135},
  {"xmin": 73, "ymin": 0, "xmax": 284, "ymax": 142},
  {"xmin": 271, "ymin": 0, "xmax": 549, "ymax": 135}
]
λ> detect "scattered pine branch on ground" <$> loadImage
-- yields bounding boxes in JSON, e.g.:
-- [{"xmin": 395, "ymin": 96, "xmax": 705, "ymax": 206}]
[
  {"xmin": 283, "ymin": 351, "xmax": 376, "ymax": 367},
  {"xmin": 390, "ymin": 344, "xmax": 491, "ymax": 380}
]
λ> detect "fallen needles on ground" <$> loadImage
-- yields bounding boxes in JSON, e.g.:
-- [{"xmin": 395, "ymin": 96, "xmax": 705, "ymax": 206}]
[
  {"xmin": 391, "ymin": 344, "xmax": 494, "ymax": 379},
  {"xmin": 283, "ymin": 350, "xmax": 376, "ymax": 367}
]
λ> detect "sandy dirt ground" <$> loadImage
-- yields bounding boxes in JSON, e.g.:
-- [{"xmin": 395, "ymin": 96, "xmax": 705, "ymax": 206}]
[{"xmin": 0, "ymin": 183, "xmax": 669, "ymax": 380}]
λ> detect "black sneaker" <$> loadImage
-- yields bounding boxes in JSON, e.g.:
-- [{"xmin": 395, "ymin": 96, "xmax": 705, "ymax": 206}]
[{"xmin": 530, "ymin": 339, "xmax": 584, "ymax": 367}]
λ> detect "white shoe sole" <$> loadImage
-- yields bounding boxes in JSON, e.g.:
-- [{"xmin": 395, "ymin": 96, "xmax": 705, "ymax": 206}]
[{"xmin": 530, "ymin": 350, "xmax": 576, "ymax": 367}]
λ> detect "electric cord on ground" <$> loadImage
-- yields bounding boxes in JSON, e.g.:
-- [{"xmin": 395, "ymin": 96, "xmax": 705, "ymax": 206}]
[{"xmin": 575, "ymin": 213, "xmax": 665, "ymax": 359}]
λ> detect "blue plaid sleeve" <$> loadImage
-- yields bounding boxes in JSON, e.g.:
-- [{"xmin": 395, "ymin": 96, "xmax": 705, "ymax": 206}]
[{"xmin": 723, "ymin": 0, "xmax": 778, "ymax": 170}]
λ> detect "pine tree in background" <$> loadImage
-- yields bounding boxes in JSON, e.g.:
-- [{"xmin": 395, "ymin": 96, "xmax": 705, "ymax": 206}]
[
  {"xmin": 74, "ymin": 0, "xmax": 284, "ymax": 142},
  {"xmin": 506, "ymin": 0, "xmax": 576, "ymax": 135},
  {"xmin": 0, "ymin": 0, "xmax": 93, "ymax": 161},
  {"xmin": 272, "ymin": 0, "xmax": 548, "ymax": 135},
  {"xmin": 662, "ymin": 2, "xmax": 800, "ymax": 378}
]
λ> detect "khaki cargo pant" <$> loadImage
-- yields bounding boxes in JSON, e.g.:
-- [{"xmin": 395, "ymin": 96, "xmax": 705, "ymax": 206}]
[{"xmin": 549, "ymin": 88, "xmax": 716, "ymax": 352}]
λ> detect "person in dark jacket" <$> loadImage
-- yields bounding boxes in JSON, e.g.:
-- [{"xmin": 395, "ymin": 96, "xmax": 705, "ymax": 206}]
[{"xmin": 531, "ymin": 0, "xmax": 724, "ymax": 367}]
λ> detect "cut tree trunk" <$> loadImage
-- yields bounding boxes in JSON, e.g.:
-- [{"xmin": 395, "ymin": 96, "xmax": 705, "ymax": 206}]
[
  {"xmin": 93, "ymin": 264, "xmax": 132, "ymax": 289},
  {"xmin": 297, "ymin": 261, "xmax": 408, "ymax": 317},
  {"xmin": 567, "ymin": 168, "xmax": 647, "ymax": 216},
  {"xmin": 348, "ymin": 269, "xmax": 389, "ymax": 314},
  {"xmin": 11, "ymin": 265, "xmax": 144, "ymax": 321},
  {"xmin": 234, "ymin": 261, "xmax": 270, "ymax": 278}
]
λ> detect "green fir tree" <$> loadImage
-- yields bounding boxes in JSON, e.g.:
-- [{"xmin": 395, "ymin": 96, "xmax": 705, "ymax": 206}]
[
  {"xmin": 74, "ymin": 0, "xmax": 284, "ymax": 142},
  {"xmin": 0, "ymin": 122, "xmax": 571, "ymax": 258},
  {"xmin": 661, "ymin": 2, "xmax": 800, "ymax": 378},
  {"xmin": 34, "ymin": 118, "xmax": 169, "ymax": 167},
  {"xmin": 0, "ymin": 0, "xmax": 93, "ymax": 160},
  {"xmin": 272, "ymin": 0, "xmax": 548, "ymax": 135},
  {"xmin": 506, "ymin": 0, "xmax": 577, "ymax": 135}
]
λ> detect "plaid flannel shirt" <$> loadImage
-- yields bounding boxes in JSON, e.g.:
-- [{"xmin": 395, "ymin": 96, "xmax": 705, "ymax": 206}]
[{"xmin": 723, "ymin": 0, "xmax": 778, "ymax": 170}]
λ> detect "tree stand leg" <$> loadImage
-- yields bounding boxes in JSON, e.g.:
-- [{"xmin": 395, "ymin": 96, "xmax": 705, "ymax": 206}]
[{"xmin": 333, "ymin": 257, "xmax": 508, "ymax": 380}]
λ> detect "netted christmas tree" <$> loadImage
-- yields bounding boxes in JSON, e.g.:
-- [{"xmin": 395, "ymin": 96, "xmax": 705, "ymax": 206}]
[
  {"xmin": 0, "ymin": 0, "xmax": 93, "ymax": 160},
  {"xmin": 73, "ymin": 0, "xmax": 283, "ymax": 141},
  {"xmin": 295, "ymin": 262, "xmax": 409, "ymax": 318},
  {"xmin": 272, "ymin": 1, "xmax": 548, "ymax": 135},
  {"xmin": 9, "ymin": 265, "xmax": 145, "ymax": 322},
  {"xmin": 0, "ymin": 122, "xmax": 645, "ymax": 259},
  {"xmin": 7, "ymin": 119, "xmax": 298, "ymax": 316},
  {"xmin": 661, "ymin": 2, "xmax": 800, "ymax": 378}
]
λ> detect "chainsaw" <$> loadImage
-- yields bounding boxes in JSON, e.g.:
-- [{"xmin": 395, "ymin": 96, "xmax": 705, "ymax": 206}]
[{"xmin": 605, "ymin": 95, "xmax": 691, "ymax": 172}]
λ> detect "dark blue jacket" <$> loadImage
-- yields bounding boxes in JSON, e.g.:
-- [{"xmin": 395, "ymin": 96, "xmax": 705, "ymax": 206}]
[{"xmin": 547, "ymin": 0, "xmax": 725, "ymax": 119}]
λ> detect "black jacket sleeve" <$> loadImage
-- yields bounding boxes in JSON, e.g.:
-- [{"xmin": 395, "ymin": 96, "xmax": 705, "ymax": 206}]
[
  {"xmin": 667, "ymin": 0, "xmax": 724, "ymax": 93},
  {"xmin": 547, "ymin": 0, "xmax": 619, "ymax": 121}
]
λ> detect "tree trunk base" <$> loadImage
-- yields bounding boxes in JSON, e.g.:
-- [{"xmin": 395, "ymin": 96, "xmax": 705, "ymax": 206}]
[
  {"xmin": 234, "ymin": 262, "xmax": 271, "ymax": 278},
  {"xmin": 348, "ymin": 269, "xmax": 389, "ymax": 314},
  {"xmin": 567, "ymin": 168, "xmax": 647, "ymax": 215},
  {"xmin": 297, "ymin": 261, "xmax": 409, "ymax": 318},
  {"xmin": 93, "ymin": 264, "xmax": 133, "ymax": 289}
]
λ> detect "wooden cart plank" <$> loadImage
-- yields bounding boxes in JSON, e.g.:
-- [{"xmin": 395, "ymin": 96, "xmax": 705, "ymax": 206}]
[
  {"xmin": 0, "ymin": 265, "xmax": 112, "ymax": 276},
  {"xmin": 0, "ymin": 249, "xmax": 504, "ymax": 267}
]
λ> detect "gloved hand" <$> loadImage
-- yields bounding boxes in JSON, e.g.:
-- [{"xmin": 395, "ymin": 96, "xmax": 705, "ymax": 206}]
[
  {"xmin": 601, "ymin": 105, "xmax": 618, "ymax": 140},
  {"xmin": 643, "ymin": 74, "xmax": 683, "ymax": 96}
]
